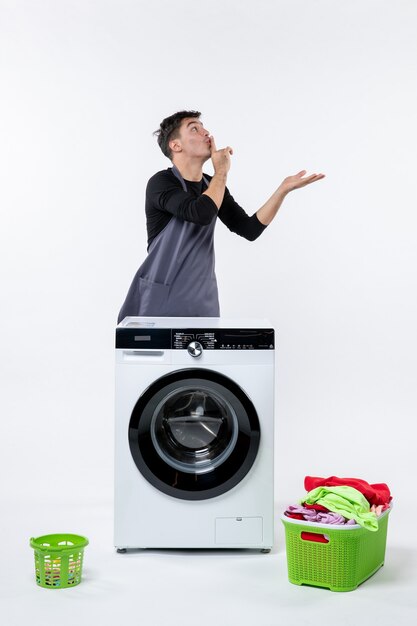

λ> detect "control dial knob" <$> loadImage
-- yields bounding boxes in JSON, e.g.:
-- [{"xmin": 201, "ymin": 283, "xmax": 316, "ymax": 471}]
[{"xmin": 187, "ymin": 341, "xmax": 203, "ymax": 358}]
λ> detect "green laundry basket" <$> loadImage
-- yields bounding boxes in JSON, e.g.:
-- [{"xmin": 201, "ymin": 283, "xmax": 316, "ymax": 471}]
[
  {"xmin": 281, "ymin": 507, "xmax": 390, "ymax": 592},
  {"xmin": 30, "ymin": 534, "xmax": 89, "ymax": 589}
]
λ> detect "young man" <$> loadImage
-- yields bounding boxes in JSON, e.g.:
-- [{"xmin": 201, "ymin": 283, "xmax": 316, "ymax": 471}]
[{"xmin": 117, "ymin": 110, "xmax": 324, "ymax": 322}]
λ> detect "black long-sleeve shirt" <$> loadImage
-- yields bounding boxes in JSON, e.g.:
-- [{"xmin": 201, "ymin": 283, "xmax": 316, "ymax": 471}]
[{"xmin": 145, "ymin": 168, "xmax": 267, "ymax": 248}]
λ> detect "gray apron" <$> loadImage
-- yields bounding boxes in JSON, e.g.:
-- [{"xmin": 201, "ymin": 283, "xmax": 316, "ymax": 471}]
[{"xmin": 117, "ymin": 165, "xmax": 220, "ymax": 322}]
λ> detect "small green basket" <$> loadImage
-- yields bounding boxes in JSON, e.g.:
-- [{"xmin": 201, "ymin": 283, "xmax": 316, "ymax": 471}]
[
  {"xmin": 30, "ymin": 534, "xmax": 89, "ymax": 589},
  {"xmin": 281, "ymin": 508, "xmax": 390, "ymax": 592}
]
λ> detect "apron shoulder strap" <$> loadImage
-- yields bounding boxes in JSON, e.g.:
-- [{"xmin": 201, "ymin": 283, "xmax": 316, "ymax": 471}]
[
  {"xmin": 171, "ymin": 165, "xmax": 210, "ymax": 191},
  {"xmin": 171, "ymin": 164, "xmax": 187, "ymax": 191}
]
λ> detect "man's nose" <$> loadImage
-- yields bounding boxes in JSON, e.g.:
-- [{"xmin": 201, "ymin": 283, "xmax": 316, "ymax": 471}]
[{"xmin": 201, "ymin": 126, "xmax": 210, "ymax": 136}]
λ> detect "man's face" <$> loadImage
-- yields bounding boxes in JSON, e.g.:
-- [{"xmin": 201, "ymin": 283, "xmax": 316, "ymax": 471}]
[{"xmin": 170, "ymin": 118, "xmax": 211, "ymax": 160}]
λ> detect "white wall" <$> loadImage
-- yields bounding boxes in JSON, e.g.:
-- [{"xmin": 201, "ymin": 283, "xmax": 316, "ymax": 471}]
[{"xmin": 1, "ymin": 0, "xmax": 416, "ymax": 518}]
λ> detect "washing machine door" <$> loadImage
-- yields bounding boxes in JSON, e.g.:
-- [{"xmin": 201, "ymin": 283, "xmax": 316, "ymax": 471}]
[{"xmin": 129, "ymin": 369, "xmax": 260, "ymax": 500}]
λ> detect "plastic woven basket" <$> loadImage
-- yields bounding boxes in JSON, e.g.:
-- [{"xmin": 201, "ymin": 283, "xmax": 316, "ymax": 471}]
[
  {"xmin": 281, "ymin": 508, "xmax": 390, "ymax": 592},
  {"xmin": 30, "ymin": 534, "xmax": 89, "ymax": 589}
]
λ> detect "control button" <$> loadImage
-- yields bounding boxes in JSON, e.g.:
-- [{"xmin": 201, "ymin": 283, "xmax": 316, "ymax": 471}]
[{"xmin": 187, "ymin": 341, "xmax": 203, "ymax": 358}]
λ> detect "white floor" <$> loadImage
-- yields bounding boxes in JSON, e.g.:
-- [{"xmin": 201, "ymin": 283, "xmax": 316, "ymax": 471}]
[{"xmin": 2, "ymin": 496, "xmax": 416, "ymax": 626}]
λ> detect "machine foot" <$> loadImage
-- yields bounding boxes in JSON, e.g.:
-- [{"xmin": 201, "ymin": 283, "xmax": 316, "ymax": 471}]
[{"xmin": 116, "ymin": 548, "xmax": 127, "ymax": 553}]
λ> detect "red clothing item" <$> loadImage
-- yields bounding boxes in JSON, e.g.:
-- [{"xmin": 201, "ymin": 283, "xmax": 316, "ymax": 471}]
[
  {"xmin": 302, "ymin": 502, "xmax": 329, "ymax": 513},
  {"xmin": 304, "ymin": 475, "xmax": 391, "ymax": 506},
  {"xmin": 284, "ymin": 512, "xmax": 305, "ymax": 520}
]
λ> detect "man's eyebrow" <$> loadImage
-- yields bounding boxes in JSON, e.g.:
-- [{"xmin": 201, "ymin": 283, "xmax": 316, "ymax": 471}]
[{"xmin": 186, "ymin": 120, "xmax": 203, "ymax": 127}]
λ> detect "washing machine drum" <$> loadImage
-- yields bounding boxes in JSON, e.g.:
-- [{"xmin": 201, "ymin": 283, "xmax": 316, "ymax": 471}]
[{"xmin": 129, "ymin": 369, "xmax": 260, "ymax": 500}]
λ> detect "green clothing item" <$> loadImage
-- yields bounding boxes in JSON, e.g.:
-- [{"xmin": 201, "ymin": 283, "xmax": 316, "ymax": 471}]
[{"xmin": 302, "ymin": 485, "xmax": 378, "ymax": 531}]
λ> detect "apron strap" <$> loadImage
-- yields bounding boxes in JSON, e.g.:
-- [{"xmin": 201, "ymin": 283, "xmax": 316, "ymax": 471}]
[{"xmin": 171, "ymin": 164, "xmax": 210, "ymax": 191}]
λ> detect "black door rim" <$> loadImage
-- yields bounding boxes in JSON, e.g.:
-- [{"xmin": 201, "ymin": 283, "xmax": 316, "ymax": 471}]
[{"xmin": 128, "ymin": 368, "xmax": 261, "ymax": 500}]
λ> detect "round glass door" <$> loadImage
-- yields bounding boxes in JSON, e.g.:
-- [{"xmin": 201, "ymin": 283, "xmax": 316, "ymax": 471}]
[
  {"xmin": 151, "ymin": 386, "xmax": 239, "ymax": 474},
  {"xmin": 129, "ymin": 369, "xmax": 260, "ymax": 500}
]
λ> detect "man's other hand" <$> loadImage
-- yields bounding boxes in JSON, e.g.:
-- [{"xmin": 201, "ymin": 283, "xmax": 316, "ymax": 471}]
[{"xmin": 278, "ymin": 170, "xmax": 325, "ymax": 195}]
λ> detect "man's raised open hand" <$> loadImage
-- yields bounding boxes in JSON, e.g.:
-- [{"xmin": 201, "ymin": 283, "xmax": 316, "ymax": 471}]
[{"xmin": 279, "ymin": 170, "xmax": 325, "ymax": 195}]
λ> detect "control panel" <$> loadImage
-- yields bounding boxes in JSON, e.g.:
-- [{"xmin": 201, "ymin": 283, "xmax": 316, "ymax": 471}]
[
  {"xmin": 116, "ymin": 327, "xmax": 274, "ymax": 350},
  {"xmin": 172, "ymin": 329, "xmax": 274, "ymax": 350}
]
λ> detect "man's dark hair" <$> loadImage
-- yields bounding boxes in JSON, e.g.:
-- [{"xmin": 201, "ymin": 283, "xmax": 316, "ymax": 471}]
[{"xmin": 153, "ymin": 110, "xmax": 201, "ymax": 160}]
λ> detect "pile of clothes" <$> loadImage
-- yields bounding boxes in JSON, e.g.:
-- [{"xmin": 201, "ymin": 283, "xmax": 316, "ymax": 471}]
[{"xmin": 284, "ymin": 476, "xmax": 392, "ymax": 532}]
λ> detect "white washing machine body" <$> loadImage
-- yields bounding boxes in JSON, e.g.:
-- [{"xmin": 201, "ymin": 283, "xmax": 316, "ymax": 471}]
[{"xmin": 114, "ymin": 317, "xmax": 275, "ymax": 550}]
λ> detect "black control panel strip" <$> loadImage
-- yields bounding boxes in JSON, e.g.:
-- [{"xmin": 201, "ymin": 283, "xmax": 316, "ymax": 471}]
[{"xmin": 116, "ymin": 328, "xmax": 274, "ymax": 350}]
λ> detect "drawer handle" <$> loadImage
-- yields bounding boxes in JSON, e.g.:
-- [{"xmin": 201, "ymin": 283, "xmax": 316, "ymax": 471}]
[{"xmin": 123, "ymin": 350, "xmax": 164, "ymax": 357}]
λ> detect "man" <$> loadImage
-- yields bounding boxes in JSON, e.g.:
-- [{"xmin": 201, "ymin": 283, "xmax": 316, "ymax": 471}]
[{"xmin": 118, "ymin": 110, "xmax": 324, "ymax": 322}]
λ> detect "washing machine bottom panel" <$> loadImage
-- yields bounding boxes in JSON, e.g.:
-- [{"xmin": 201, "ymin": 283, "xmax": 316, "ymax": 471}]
[
  {"xmin": 114, "ymin": 506, "xmax": 274, "ymax": 550},
  {"xmin": 114, "ymin": 462, "xmax": 274, "ymax": 549}
]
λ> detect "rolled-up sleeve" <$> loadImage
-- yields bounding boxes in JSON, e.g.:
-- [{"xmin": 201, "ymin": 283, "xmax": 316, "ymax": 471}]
[{"xmin": 218, "ymin": 189, "xmax": 267, "ymax": 241}]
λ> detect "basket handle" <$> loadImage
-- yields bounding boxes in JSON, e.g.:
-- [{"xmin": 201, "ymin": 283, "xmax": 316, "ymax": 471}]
[{"xmin": 301, "ymin": 531, "xmax": 329, "ymax": 544}]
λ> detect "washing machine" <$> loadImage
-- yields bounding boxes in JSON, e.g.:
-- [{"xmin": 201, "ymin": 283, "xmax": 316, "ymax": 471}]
[{"xmin": 114, "ymin": 316, "xmax": 275, "ymax": 551}]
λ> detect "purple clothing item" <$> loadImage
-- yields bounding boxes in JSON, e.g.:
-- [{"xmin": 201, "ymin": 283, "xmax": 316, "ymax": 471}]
[
  {"xmin": 316, "ymin": 512, "xmax": 348, "ymax": 525},
  {"xmin": 285, "ymin": 505, "xmax": 356, "ymax": 525}
]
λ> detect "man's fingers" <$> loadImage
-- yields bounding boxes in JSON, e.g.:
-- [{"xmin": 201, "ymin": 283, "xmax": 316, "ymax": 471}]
[
  {"xmin": 294, "ymin": 171, "xmax": 325, "ymax": 182},
  {"xmin": 300, "ymin": 173, "xmax": 326, "ymax": 186},
  {"xmin": 210, "ymin": 137, "xmax": 233, "ymax": 156},
  {"xmin": 305, "ymin": 173, "xmax": 325, "ymax": 182}
]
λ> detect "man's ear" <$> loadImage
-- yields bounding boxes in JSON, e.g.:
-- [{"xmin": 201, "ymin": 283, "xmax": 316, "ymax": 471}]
[{"xmin": 169, "ymin": 138, "xmax": 182, "ymax": 154}]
